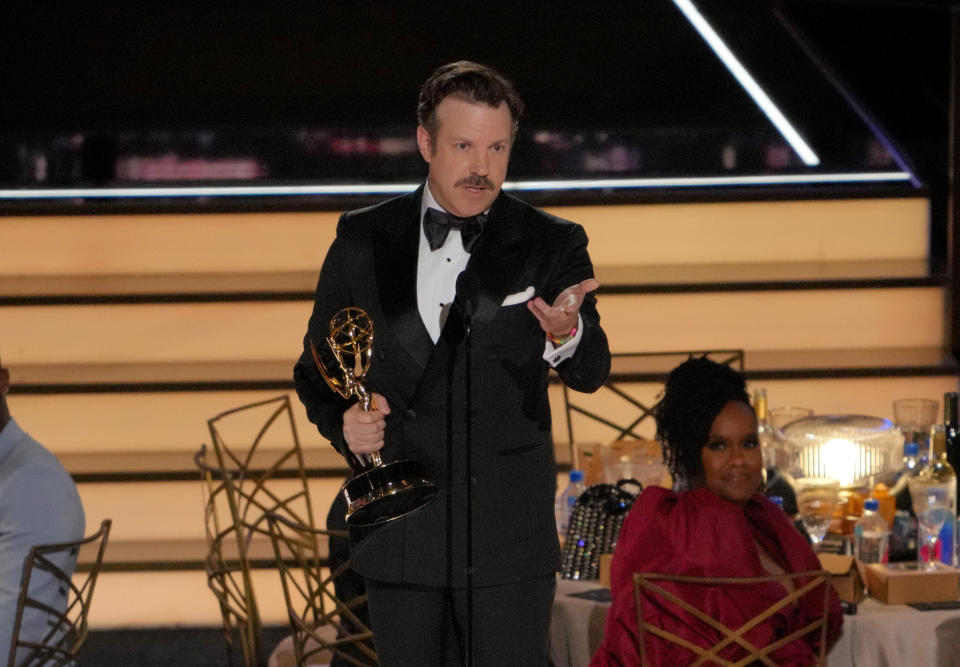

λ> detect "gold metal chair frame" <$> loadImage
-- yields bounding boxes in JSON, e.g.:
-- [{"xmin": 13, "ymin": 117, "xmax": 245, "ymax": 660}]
[
  {"xmin": 197, "ymin": 395, "xmax": 317, "ymax": 667},
  {"xmin": 562, "ymin": 350, "xmax": 745, "ymax": 446},
  {"xmin": 266, "ymin": 513, "xmax": 377, "ymax": 666},
  {"xmin": 560, "ymin": 350, "xmax": 745, "ymax": 477},
  {"xmin": 633, "ymin": 569, "xmax": 831, "ymax": 667},
  {"xmin": 7, "ymin": 518, "xmax": 112, "ymax": 667}
]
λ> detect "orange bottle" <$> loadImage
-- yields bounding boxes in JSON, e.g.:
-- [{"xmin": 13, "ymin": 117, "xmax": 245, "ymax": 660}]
[
  {"xmin": 869, "ymin": 483, "xmax": 896, "ymax": 528},
  {"xmin": 840, "ymin": 492, "xmax": 864, "ymax": 535}
]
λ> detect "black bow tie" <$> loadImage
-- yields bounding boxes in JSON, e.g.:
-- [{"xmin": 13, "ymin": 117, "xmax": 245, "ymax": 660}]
[{"xmin": 423, "ymin": 207, "xmax": 486, "ymax": 252}]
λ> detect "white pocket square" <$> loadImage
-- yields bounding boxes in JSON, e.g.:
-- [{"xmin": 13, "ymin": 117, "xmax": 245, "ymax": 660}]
[{"xmin": 501, "ymin": 286, "xmax": 535, "ymax": 306}]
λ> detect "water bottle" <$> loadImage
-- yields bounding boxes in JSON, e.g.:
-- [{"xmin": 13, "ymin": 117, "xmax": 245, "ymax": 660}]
[
  {"xmin": 556, "ymin": 470, "xmax": 586, "ymax": 535},
  {"xmin": 854, "ymin": 498, "xmax": 890, "ymax": 564},
  {"xmin": 768, "ymin": 495, "xmax": 784, "ymax": 510}
]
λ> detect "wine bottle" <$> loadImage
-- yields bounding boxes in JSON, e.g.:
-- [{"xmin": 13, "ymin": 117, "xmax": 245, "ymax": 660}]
[
  {"xmin": 939, "ymin": 393, "xmax": 960, "ymax": 565},
  {"xmin": 753, "ymin": 388, "xmax": 774, "ymax": 470},
  {"xmin": 946, "ymin": 392, "xmax": 960, "ymax": 504}
]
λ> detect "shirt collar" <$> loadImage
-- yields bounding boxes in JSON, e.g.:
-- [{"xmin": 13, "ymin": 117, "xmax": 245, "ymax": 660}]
[
  {"xmin": 420, "ymin": 180, "xmax": 493, "ymax": 222},
  {"xmin": 420, "ymin": 180, "xmax": 442, "ymax": 221}
]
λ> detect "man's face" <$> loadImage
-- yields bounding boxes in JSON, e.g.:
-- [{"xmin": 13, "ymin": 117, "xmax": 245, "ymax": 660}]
[{"xmin": 417, "ymin": 96, "xmax": 513, "ymax": 218}]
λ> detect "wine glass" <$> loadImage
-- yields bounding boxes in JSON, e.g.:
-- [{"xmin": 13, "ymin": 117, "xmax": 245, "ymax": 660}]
[
  {"xmin": 795, "ymin": 477, "xmax": 840, "ymax": 552},
  {"xmin": 908, "ymin": 477, "xmax": 955, "ymax": 570},
  {"xmin": 893, "ymin": 398, "xmax": 938, "ymax": 461}
]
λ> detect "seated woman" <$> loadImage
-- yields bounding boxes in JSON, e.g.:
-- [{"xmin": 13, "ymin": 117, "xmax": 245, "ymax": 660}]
[{"xmin": 591, "ymin": 356, "xmax": 842, "ymax": 666}]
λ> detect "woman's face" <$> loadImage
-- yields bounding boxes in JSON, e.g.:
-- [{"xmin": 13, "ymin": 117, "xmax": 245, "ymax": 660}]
[{"xmin": 699, "ymin": 400, "xmax": 763, "ymax": 505}]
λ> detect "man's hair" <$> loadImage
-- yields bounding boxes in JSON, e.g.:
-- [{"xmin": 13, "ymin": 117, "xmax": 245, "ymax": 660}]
[
  {"xmin": 417, "ymin": 60, "xmax": 524, "ymax": 142},
  {"xmin": 654, "ymin": 356, "xmax": 752, "ymax": 484}
]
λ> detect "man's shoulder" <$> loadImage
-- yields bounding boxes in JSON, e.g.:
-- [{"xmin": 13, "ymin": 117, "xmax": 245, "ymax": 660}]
[
  {"xmin": 339, "ymin": 188, "xmax": 421, "ymax": 230},
  {"xmin": 498, "ymin": 191, "xmax": 581, "ymax": 234},
  {"xmin": 0, "ymin": 437, "xmax": 82, "ymax": 527},
  {"xmin": 0, "ymin": 421, "xmax": 73, "ymax": 486}
]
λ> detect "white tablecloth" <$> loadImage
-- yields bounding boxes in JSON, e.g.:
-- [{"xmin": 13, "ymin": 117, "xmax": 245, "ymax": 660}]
[{"xmin": 550, "ymin": 578, "xmax": 960, "ymax": 667}]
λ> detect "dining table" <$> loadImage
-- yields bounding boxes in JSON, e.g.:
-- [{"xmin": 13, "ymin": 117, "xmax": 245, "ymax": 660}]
[{"xmin": 550, "ymin": 577, "xmax": 960, "ymax": 667}]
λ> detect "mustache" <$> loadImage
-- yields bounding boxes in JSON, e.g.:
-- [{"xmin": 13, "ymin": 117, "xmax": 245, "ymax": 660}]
[{"xmin": 455, "ymin": 175, "xmax": 494, "ymax": 189}]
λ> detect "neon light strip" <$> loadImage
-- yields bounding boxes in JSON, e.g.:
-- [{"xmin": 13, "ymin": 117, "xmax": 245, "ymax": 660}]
[
  {"xmin": 504, "ymin": 172, "xmax": 911, "ymax": 190},
  {"xmin": 672, "ymin": 0, "xmax": 821, "ymax": 167},
  {"xmin": 0, "ymin": 172, "xmax": 912, "ymax": 199}
]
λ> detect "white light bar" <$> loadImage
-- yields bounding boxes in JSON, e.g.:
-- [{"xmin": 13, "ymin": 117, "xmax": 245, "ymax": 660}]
[
  {"xmin": 672, "ymin": 0, "xmax": 821, "ymax": 167},
  {"xmin": 0, "ymin": 172, "xmax": 912, "ymax": 199},
  {"xmin": 503, "ymin": 172, "xmax": 911, "ymax": 190}
]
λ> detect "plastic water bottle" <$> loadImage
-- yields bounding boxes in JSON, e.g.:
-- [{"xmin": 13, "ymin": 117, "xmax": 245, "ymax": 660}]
[
  {"xmin": 854, "ymin": 498, "xmax": 890, "ymax": 564},
  {"xmin": 556, "ymin": 470, "xmax": 586, "ymax": 535}
]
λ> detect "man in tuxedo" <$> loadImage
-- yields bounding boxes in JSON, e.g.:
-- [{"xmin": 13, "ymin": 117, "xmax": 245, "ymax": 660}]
[{"xmin": 294, "ymin": 61, "xmax": 610, "ymax": 665}]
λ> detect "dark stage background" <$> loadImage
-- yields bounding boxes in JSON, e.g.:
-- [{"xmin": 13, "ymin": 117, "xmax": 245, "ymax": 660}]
[{"xmin": 0, "ymin": 0, "xmax": 952, "ymax": 199}]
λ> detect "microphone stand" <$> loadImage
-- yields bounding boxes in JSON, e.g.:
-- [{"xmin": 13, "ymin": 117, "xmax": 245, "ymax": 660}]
[{"xmin": 463, "ymin": 293, "xmax": 474, "ymax": 667}]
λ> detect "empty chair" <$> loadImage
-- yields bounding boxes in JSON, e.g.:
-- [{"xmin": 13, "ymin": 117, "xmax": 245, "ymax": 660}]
[
  {"xmin": 7, "ymin": 519, "xmax": 111, "ymax": 667},
  {"xmin": 266, "ymin": 513, "xmax": 376, "ymax": 666},
  {"xmin": 197, "ymin": 395, "xmax": 318, "ymax": 667}
]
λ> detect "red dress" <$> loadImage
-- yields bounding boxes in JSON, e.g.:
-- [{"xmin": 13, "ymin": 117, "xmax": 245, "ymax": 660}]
[{"xmin": 590, "ymin": 487, "xmax": 843, "ymax": 666}]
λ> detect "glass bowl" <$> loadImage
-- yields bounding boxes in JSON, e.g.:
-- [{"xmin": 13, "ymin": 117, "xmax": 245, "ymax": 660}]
[{"xmin": 779, "ymin": 414, "xmax": 904, "ymax": 490}]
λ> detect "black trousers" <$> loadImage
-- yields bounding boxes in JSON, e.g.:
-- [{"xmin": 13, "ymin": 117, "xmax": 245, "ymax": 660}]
[{"xmin": 364, "ymin": 574, "xmax": 556, "ymax": 666}]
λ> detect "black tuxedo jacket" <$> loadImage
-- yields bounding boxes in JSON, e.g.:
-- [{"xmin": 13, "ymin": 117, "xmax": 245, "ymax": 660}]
[{"xmin": 294, "ymin": 186, "xmax": 610, "ymax": 587}]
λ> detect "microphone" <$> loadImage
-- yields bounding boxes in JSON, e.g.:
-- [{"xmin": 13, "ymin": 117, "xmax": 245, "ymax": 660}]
[
  {"xmin": 454, "ymin": 266, "xmax": 479, "ymax": 667},
  {"xmin": 454, "ymin": 268, "xmax": 481, "ymax": 323}
]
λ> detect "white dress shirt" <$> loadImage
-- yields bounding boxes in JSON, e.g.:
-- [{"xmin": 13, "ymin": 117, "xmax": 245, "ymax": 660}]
[{"xmin": 416, "ymin": 182, "xmax": 582, "ymax": 367}]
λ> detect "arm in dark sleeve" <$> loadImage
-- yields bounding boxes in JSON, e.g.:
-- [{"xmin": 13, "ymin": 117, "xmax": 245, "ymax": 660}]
[
  {"xmin": 293, "ymin": 218, "xmax": 354, "ymax": 460},
  {"xmin": 548, "ymin": 224, "xmax": 611, "ymax": 393}
]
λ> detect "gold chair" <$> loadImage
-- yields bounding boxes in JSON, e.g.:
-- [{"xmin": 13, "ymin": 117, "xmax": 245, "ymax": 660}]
[
  {"xmin": 560, "ymin": 350, "xmax": 744, "ymax": 478},
  {"xmin": 7, "ymin": 519, "xmax": 111, "ymax": 667},
  {"xmin": 266, "ymin": 513, "xmax": 377, "ymax": 666},
  {"xmin": 197, "ymin": 395, "xmax": 318, "ymax": 667},
  {"xmin": 632, "ymin": 570, "xmax": 832, "ymax": 667}
]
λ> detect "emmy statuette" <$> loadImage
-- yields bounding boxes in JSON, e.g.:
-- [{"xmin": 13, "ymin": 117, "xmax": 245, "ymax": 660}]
[{"xmin": 310, "ymin": 306, "xmax": 439, "ymax": 526}]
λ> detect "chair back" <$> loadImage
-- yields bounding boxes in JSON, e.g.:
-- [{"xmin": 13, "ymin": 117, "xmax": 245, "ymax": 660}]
[
  {"xmin": 560, "ymin": 350, "xmax": 744, "ymax": 478},
  {"xmin": 197, "ymin": 395, "xmax": 317, "ymax": 667},
  {"xmin": 7, "ymin": 519, "xmax": 112, "ymax": 667},
  {"xmin": 265, "ymin": 513, "xmax": 377, "ymax": 666},
  {"xmin": 633, "ymin": 569, "xmax": 831, "ymax": 667}
]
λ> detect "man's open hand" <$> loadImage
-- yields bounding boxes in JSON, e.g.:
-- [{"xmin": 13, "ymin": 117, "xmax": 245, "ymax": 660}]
[{"xmin": 526, "ymin": 278, "xmax": 600, "ymax": 339}]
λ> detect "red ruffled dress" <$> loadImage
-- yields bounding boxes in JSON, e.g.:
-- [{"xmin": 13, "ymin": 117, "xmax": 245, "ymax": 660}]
[{"xmin": 590, "ymin": 486, "xmax": 843, "ymax": 666}]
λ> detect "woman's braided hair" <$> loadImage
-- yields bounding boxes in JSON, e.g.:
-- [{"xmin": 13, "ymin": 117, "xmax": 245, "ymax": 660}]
[{"xmin": 655, "ymin": 356, "xmax": 751, "ymax": 484}]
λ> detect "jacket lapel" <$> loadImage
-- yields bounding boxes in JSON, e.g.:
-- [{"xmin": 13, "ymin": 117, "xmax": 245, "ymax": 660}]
[
  {"xmin": 463, "ymin": 192, "xmax": 533, "ymax": 328},
  {"xmin": 373, "ymin": 186, "xmax": 434, "ymax": 371}
]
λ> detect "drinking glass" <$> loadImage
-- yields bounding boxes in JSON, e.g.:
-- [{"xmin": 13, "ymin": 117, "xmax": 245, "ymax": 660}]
[
  {"xmin": 795, "ymin": 477, "xmax": 840, "ymax": 551},
  {"xmin": 893, "ymin": 398, "xmax": 939, "ymax": 460},
  {"xmin": 908, "ymin": 477, "xmax": 955, "ymax": 570},
  {"xmin": 769, "ymin": 407, "xmax": 813, "ymax": 473}
]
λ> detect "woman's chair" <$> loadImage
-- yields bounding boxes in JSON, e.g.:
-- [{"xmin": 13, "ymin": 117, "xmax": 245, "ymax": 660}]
[
  {"xmin": 7, "ymin": 519, "xmax": 112, "ymax": 667},
  {"xmin": 197, "ymin": 395, "xmax": 318, "ymax": 667},
  {"xmin": 560, "ymin": 350, "xmax": 744, "ymax": 475},
  {"xmin": 632, "ymin": 570, "xmax": 832, "ymax": 667},
  {"xmin": 265, "ymin": 513, "xmax": 377, "ymax": 667}
]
